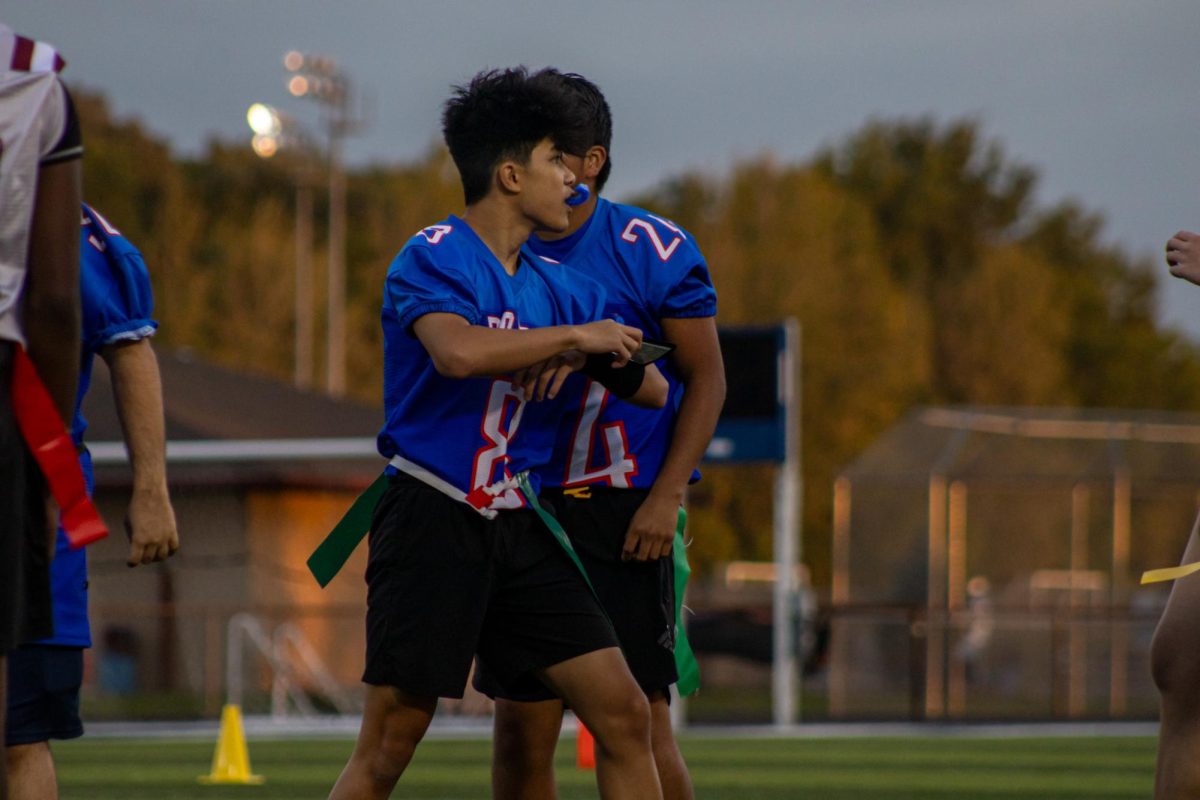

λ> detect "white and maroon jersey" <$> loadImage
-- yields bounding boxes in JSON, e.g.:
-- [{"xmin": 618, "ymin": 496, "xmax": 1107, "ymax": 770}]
[{"xmin": 0, "ymin": 23, "xmax": 81, "ymax": 345}]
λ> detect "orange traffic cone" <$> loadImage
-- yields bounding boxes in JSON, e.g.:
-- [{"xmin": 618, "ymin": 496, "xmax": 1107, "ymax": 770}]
[
  {"xmin": 575, "ymin": 720, "xmax": 596, "ymax": 769},
  {"xmin": 198, "ymin": 704, "xmax": 265, "ymax": 785}
]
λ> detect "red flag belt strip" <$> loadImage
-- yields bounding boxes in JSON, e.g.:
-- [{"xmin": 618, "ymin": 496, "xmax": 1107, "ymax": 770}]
[{"xmin": 11, "ymin": 345, "xmax": 107, "ymax": 549}]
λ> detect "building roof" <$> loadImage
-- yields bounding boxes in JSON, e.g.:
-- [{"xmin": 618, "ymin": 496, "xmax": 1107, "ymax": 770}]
[
  {"xmin": 84, "ymin": 348, "xmax": 384, "ymax": 490},
  {"xmin": 841, "ymin": 405, "xmax": 1200, "ymax": 487}
]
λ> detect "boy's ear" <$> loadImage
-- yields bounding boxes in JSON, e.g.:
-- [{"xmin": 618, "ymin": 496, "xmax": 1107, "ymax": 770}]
[
  {"xmin": 497, "ymin": 160, "xmax": 522, "ymax": 194},
  {"xmin": 583, "ymin": 145, "xmax": 607, "ymax": 180}
]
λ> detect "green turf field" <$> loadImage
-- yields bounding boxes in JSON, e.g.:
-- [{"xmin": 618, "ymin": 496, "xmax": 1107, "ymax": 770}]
[{"xmin": 54, "ymin": 734, "xmax": 1156, "ymax": 799}]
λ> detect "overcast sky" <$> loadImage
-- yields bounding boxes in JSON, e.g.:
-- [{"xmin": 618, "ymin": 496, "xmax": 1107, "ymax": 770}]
[{"xmin": 8, "ymin": 1, "xmax": 1200, "ymax": 339}]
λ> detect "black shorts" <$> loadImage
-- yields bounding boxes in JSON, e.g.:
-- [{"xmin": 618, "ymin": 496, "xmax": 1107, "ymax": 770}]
[
  {"xmin": 474, "ymin": 487, "xmax": 678, "ymax": 702},
  {"xmin": 4, "ymin": 644, "xmax": 84, "ymax": 744},
  {"xmin": 0, "ymin": 341, "xmax": 53, "ymax": 655},
  {"xmin": 363, "ymin": 474, "xmax": 618, "ymax": 699}
]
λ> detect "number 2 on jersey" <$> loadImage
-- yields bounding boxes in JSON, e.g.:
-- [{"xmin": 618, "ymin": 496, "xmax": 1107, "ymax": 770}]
[{"xmin": 621, "ymin": 217, "xmax": 683, "ymax": 262}]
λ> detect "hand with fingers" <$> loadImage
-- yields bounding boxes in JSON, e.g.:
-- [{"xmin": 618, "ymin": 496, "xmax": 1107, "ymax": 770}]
[
  {"xmin": 125, "ymin": 487, "xmax": 179, "ymax": 567},
  {"xmin": 1166, "ymin": 231, "xmax": 1200, "ymax": 286},
  {"xmin": 621, "ymin": 491, "xmax": 679, "ymax": 562},
  {"xmin": 572, "ymin": 319, "xmax": 643, "ymax": 367},
  {"xmin": 513, "ymin": 351, "xmax": 586, "ymax": 401}
]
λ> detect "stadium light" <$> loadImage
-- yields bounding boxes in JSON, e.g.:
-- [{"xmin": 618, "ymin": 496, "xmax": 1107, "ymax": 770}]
[
  {"xmin": 280, "ymin": 49, "xmax": 365, "ymax": 397},
  {"xmin": 247, "ymin": 103, "xmax": 281, "ymax": 137},
  {"xmin": 245, "ymin": 102, "xmax": 318, "ymax": 390},
  {"xmin": 250, "ymin": 134, "xmax": 279, "ymax": 159}
]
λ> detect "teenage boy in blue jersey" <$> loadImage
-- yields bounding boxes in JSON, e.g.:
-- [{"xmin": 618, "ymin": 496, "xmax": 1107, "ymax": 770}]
[
  {"xmin": 5, "ymin": 205, "xmax": 178, "ymax": 800},
  {"xmin": 327, "ymin": 67, "xmax": 668, "ymax": 800},
  {"xmin": 477, "ymin": 72, "xmax": 726, "ymax": 800}
]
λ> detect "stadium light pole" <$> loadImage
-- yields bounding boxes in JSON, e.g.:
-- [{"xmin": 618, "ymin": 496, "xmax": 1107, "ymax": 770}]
[
  {"xmin": 246, "ymin": 103, "xmax": 317, "ymax": 390},
  {"xmin": 284, "ymin": 50, "xmax": 364, "ymax": 397}
]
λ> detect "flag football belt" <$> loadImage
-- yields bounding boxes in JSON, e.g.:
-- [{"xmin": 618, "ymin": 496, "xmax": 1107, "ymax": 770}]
[
  {"xmin": 306, "ymin": 456, "xmax": 518, "ymax": 588},
  {"xmin": 10, "ymin": 344, "xmax": 107, "ymax": 549},
  {"xmin": 520, "ymin": 476, "xmax": 699, "ymax": 696},
  {"xmin": 305, "ymin": 462, "xmax": 701, "ymax": 695}
]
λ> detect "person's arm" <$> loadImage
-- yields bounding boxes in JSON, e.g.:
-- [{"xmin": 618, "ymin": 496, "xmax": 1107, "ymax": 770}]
[
  {"xmin": 1166, "ymin": 231, "xmax": 1200, "ymax": 286},
  {"xmin": 628, "ymin": 363, "xmax": 668, "ymax": 408},
  {"xmin": 24, "ymin": 158, "xmax": 82, "ymax": 423},
  {"xmin": 514, "ymin": 349, "xmax": 668, "ymax": 412},
  {"xmin": 622, "ymin": 315, "xmax": 726, "ymax": 561},
  {"xmin": 411, "ymin": 312, "xmax": 643, "ymax": 378},
  {"xmin": 100, "ymin": 338, "xmax": 179, "ymax": 566}
]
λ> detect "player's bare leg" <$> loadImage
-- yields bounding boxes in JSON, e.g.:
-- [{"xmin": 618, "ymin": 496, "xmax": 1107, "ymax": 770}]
[
  {"xmin": 5, "ymin": 742, "xmax": 56, "ymax": 800},
  {"xmin": 537, "ymin": 647, "xmax": 662, "ymax": 800},
  {"xmin": 647, "ymin": 691, "xmax": 693, "ymax": 800},
  {"xmin": 327, "ymin": 685, "xmax": 436, "ymax": 800},
  {"xmin": 1151, "ymin": 510, "xmax": 1200, "ymax": 799},
  {"xmin": 492, "ymin": 698, "xmax": 563, "ymax": 800}
]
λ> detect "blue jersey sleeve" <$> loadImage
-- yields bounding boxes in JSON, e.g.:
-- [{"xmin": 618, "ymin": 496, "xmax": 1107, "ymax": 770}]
[
  {"xmin": 385, "ymin": 240, "xmax": 480, "ymax": 335},
  {"xmin": 659, "ymin": 257, "xmax": 717, "ymax": 319},
  {"xmin": 651, "ymin": 227, "xmax": 717, "ymax": 320},
  {"xmin": 79, "ymin": 206, "xmax": 157, "ymax": 352}
]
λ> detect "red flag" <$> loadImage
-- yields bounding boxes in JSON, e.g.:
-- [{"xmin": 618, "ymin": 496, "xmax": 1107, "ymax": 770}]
[{"xmin": 11, "ymin": 345, "xmax": 107, "ymax": 548}]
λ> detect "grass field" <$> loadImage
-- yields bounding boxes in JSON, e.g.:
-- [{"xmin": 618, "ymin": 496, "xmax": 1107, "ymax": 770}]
[{"xmin": 53, "ymin": 733, "xmax": 1156, "ymax": 799}]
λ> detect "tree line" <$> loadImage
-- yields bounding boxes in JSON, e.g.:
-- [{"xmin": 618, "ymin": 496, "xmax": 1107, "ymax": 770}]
[{"xmin": 73, "ymin": 91, "xmax": 1200, "ymax": 588}]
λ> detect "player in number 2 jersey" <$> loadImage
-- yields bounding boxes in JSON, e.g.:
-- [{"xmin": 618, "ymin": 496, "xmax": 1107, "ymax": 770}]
[
  {"xmin": 328, "ymin": 68, "xmax": 668, "ymax": 800},
  {"xmin": 478, "ymin": 73, "xmax": 725, "ymax": 800}
]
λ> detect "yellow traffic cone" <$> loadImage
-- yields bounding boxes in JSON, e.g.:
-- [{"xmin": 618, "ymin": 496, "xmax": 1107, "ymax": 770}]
[{"xmin": 198, "ymin": 704, "xmax": 265, "ymax": 785}]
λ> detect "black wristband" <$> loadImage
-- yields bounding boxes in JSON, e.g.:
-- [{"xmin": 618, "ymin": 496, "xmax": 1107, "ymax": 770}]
[{"xmin": 581, "ymin": 354, "xmax": 647, "ymax": 399}]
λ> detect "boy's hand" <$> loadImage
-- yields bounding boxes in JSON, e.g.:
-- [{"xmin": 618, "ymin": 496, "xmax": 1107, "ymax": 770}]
[
  {"xmin": 125, "ymin": 486, "xmax": 180, "ymax": 567},
  {"xmin": 572, "ymin": 320, "xmax": 643, "ymax": 367},
  {"xmin": 1167, "ymin": 231, "xmax": 1200, "ymax": 286},
  {"xmin": 513, "ymin": 351, "xmax": 586, "ymax": 401},
  {"xmin": 622, "ymin": 492, "xmax": 678, "ymax": 562}
]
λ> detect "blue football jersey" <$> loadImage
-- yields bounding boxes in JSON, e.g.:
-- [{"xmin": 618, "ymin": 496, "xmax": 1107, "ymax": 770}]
[
  {"xmin": 41, "ymin": 205, "xmax": 158, "ymax": 648},
  {"xmin": 527, "ymin": 198, "xmax": 717, "ymax": 489},
  {"xmin": 378, "ymin": 216, "xmax": 607, "ymax": 510}
]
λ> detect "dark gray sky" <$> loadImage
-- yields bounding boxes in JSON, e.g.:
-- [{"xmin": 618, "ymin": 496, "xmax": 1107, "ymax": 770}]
[{"xmin": 9, "ymin": 1, "xmax": 1200, "ymax": 338}]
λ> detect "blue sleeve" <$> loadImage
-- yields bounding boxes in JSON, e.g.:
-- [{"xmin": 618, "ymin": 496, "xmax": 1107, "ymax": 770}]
[
  {"xmin": 653, "ymin": 230, "xmax": 717, "ymax": 320},
  {"xmin": 79, "ymin": 208, "xmax": 158, "ymax": 353},
  {"xmin": 385, "ymin": 242, "xmax": 479, "ymax": 335},
  {"xmin": 659, "ymin": 255, "xmax": 718, "ymax": 319}
]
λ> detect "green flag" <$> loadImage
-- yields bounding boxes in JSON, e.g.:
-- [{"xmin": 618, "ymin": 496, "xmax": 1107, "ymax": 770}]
[
  {"xmin": 517, "ymin": 475, "xmax": 700, "ymax": 697},
  {"xmin": 306, "ymin": 472, "xmax": 388, "ymax": 588},
  {"xmin": 672, "ymin": 507, "xmax": 700, "ymax": 696}
]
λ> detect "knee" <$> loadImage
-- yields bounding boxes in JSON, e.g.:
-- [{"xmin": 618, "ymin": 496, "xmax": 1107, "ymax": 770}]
[
  {"xmin": 362, "ymin": 731, "xmax": 420, "ymax": 787},
  {"xmin": 593, "ymin": 692, "xmax": 652, "ymax": 752}
]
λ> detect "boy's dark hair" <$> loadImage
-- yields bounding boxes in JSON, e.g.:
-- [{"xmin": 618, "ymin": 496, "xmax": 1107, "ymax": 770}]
[
  {"xmin": 554, "ymin": 72, "xmax": 613, "ymax": 193},
  {"xmin": 442, "ymin": 66, "xmax": 585, "ymax": 206}
]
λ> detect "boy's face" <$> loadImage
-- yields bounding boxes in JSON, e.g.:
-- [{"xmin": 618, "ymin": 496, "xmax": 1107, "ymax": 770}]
[{"xmin": 518, "ymin": 137, "xmax": 577, "ymax": 233}]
